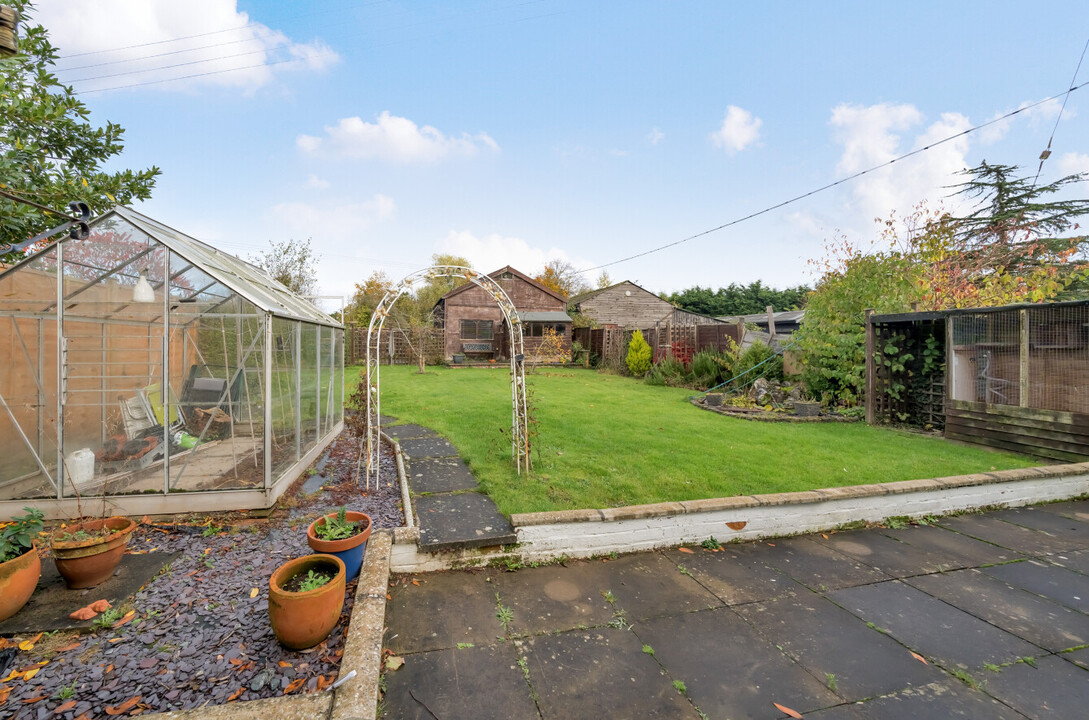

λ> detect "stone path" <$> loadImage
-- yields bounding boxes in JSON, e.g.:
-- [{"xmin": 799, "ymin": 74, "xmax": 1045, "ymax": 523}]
[
  {"xmin": 388, "ymin": 421, "xmax": 516, "ymax": 552},
  {"xmin": 382, "ymin": 500, "xmax": 1089, "ymax": 719}
]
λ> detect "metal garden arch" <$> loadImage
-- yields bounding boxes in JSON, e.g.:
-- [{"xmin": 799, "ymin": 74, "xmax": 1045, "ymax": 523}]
[{"xmin": 364, "ymin": 266, "xmax": 530, "ymax": 488}]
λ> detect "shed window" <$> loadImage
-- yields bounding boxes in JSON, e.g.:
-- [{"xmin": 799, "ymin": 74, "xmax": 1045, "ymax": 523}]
[{"xmin": 460, "ymin": 320, "xmax": 493, "ymax": 340}]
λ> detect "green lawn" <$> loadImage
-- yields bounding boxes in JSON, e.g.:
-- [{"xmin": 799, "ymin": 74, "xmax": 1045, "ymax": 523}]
[{"xmin": 347, "ymin": 365, "xmax": 1037, "ymax": 516}]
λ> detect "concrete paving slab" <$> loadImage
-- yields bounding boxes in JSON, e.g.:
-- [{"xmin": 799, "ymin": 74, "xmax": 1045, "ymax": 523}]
[
  {"xmin": 984, "ymin": 559, "xmax": 1089, "ymax": 614},
  {"xmin": 1032, "ymin": 499, "xmax": 1089, "ymax": 523},
  {"xmin": 522, "ymin": 627, "xmax": 700, "ymax": 719},
  {"xmin": 853, "ymin": 680, "xmax": 1028, "ymax": 720},
  {"xmin": 593, "ymin": 553, "xmax": 723, "ymax": 621},
  {"xmin": 801, "ymin": 703, "xmax": 870, "ymax": 719},
  {"xmin": 1062, "ymin": 646, "xmax": 1089, "ymax": 670},
  {"xmin": 907, "ymin": 568, "xmax": 1089, "ymax": 652},
  {"xmin": 396, "ymin": 435, "xmax": 459, "ymax": 459},
  {"xmin": 635, "ymin": 608, "xmax": 841, "ymax": 719},
  {"xmin": 1045, "ymin": 547, "xmax": 1089, "ymax": 575},
  {"xmin": 879, "ymin": 523, "xmax": 1023, "ymax": 566},
  {"xmin": 0, "ymin": 551, "xmax": 179, "ymax": 634},
  {"xmin": 407, "ymin": 458, "xmax": 479, "ymax": 494},
  {"xmin": 937, "ymin": 514, "xmax": 1083, "ymax": 555},
  {"xmin": 735, "ymin": 592, "xmax": 941, "ymax": 701},
  {"xmin": 981, "ymin": 654, "xmax": 1089, "ymax": 720},
  {"xmin": 414, "ymin": 493, "xmax": 516, "ymax": 552},
  {"xmin": 814, "ymin": 529, "xmax": 969, "ymax": 577},
  {"xmin": 829, "ymin": 580, "xmax": 1039, "ymax": 670},
  {"xmin": 384, "ymin": 424, "xmax": 437, "ymax": 440},
  {"xmin": 380, "ymin": 644, "xmax": 539, "ymax": 720},
  {"xmin": 988, "ymin": 506, "xmax": 1089, "ymax": 548},
  {"xmin": 383, "ymin": 570, "xmax": 503, "ymax": 654},
  {"xmin": 748, "ymin": 536, "xmax": 891, "ymax": 592},
  {"xmin": 490, "ymin": 561, "xmax": 617, "ymax": 635},
  {"xmin": 660, "ymin": 543, "xmax": 797, "ymax": 605}
]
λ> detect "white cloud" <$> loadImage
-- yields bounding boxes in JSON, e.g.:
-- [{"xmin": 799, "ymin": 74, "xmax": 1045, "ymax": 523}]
[
  {"xmin": 647, "ymin": 127, "xmax": 664, "ymax": 145},
  {"xmin": 979, "ymin": 97, "xmax": 1065, "ymax": 144},
  {"xmin": 1056, "ymin": 152, "xmax": 1089, "ymax": 178},
  {"xmin": 305, "ymin": 174, "xmax": 331, "ymax": 190},
  {"xmin": 269, "ymin": 194, "xmax": 395, "ymax": 243},
  {"xmin": 710, "ymin": 105, "xmax": 762, "ymax": 154},
  {"xmin": 437, "ymin": 230, "xmax": 590, "ymax": 277},
  {"xmin": 829, "ymin": 102, "xmax": 972, "ymax": 225},
  {"xmin": 38, "ymin": 0, "xmax": 338, "ymax": 93},
  {"xmin": 297, "ymin": 112, "xmax": 500, "ymax": 163}
]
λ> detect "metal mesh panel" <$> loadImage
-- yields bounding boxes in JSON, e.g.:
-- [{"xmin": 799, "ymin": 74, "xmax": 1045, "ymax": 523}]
[
  {"xmin": 950, "ymin": 311, "xmax": 1021, "ymax": 406},
  {"xmin": 1027, "ymin": 304, "xmax": 1089, "ymax": 413}
]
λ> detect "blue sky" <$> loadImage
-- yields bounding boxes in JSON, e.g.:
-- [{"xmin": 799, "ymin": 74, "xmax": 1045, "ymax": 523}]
[{"xmin": 33, "ymin": 0, "xmax": 1089, "ymax": 310}]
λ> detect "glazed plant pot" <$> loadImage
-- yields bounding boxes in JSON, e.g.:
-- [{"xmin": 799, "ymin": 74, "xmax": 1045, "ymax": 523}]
[
  {"xmin": 268, "ymin": 553, "xmax": 346, "ymax": 650},
  {"xmin": 51, "ymin": 516, "xmax": 138, "ymax": 589},
  {"xmin": 307, "ymin": 510, "xmax": 372, "ymax": 581},
  {"xmin": 0, "ymin": 542, "xmax": 41, "ymax": 622}
]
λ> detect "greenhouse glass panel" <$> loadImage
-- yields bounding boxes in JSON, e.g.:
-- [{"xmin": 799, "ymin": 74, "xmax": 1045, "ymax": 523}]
[
  {"xmin": 0, "ymin": 207, "xmax": 343, "ymax": 519},
  {"xmin": 300, "ymin": 323, "xmax": 319, "ymax": 455}
]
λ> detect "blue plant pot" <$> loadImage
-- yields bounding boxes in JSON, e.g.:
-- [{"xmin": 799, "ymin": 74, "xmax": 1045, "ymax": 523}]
[{"xmin": 306, "ymin": 511, "xmax": 372, "ymax": 582}]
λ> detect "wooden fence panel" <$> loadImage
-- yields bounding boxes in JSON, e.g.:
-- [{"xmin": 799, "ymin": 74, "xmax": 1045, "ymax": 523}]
[{"xmin": 945, "ymin": 399, "xmax": 1089, "ymax": 462}]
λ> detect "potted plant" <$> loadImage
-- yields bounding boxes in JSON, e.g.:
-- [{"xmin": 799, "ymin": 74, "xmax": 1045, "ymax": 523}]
[
  {"xmin": 50, "ymin": 516, "xmax": 138, "ymax": 589},
  {"xmin": 268, "ymin": 553, "xmax": 346, "ymax": 650},
  {"xmin": 307, "ymin": 507, "xmax": 372, "ymax": 581},
  {"xmin": 0, "ymin": 507, "xmax": 44, "ymax": 622}
]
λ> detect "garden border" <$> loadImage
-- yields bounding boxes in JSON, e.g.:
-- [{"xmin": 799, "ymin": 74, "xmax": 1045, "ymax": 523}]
[{"xmin": 389, "ymin": 462, "xmax": 1089, "ymax": 573}]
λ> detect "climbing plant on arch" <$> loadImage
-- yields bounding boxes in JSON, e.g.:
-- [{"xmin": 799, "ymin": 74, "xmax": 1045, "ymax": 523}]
[{"xmin": 364, "ymin": 266, "xmax": 531, "ymax": 488}]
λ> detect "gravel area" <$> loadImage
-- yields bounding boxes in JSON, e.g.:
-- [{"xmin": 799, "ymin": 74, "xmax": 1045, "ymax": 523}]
[{"xmin": 0, "ymin": 424, "xmax": 403, "ymax": 718}]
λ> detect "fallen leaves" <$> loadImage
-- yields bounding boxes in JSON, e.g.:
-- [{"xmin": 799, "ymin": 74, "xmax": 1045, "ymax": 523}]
[
  {"xmin": 677, "ymin": 547, "xmax": 695, "ymax": 554},
  {"xmin": 226, "ymin": 688, "xmax": 245, "ymax": 702},
  {"xmin": 277, "ymin": 661, "xmax": 292, "ymax": 668},
  {"xmin": 18, "ymin": 633, "xmax": 42, "ymax": 651},
  {"xmin": 54, "ymin": 700, "xmax": 77, "ymax": 713},
  {"xmin": 773, "ymin": 702, "xmax": 804, "ymax": 718},
  {"xmin": 104, "ymin": 695, "xmax": 141, "ymax": 715},
  {"xmin": 249, "ymin": 587, "xmax": 259, "ymax": 599},
  {"xmin": 22, "ymin": 694, "xmax": 47, "ymax": 703},
  {"xmin": 282, "ymin": 678, "xmax": 306, "ymax": 695},
  {"xmin": 910, "ymin": 651, "xmax": 928, "ymax": 665},
  {"xmin": 22, "ymin": 667, "xmax": 41, "ymax": 681},
  {"xmin": 0, "ymin": 686, "xmax": 11, "ymax": 705},
  {"xmin": 385, "ymin": 656, "xmax": 404, "ymax": 671},
  {"xmin": 53, "ymin": 642, "xmax": 82, "ymax": 653},
  {"xmin": 112, "ymin": 610, "xmax": 136, "ymax": 628}
]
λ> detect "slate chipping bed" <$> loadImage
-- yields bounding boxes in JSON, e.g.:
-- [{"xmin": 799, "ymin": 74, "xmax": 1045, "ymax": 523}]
[{"xmin": 1, "ymin": 426, "xmax": 403, "ymax": 719}]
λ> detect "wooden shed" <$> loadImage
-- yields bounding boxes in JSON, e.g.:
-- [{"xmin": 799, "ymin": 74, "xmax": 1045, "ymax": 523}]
[
  {"xmin": 570, "ymin": 281, "xmax": 675, "ymax": 329},
  {"xmin": 867, "ymin": 300, "xmax": 1089, "ymax": 462},
  {"xmin": 435, "ymin": 266, "xmax": 571, "ymax": 362}
]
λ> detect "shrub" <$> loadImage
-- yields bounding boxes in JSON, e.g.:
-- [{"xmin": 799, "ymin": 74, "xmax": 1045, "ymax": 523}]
[
  {"xmin": 645, "ymin": 356, "xmax": 688, "ymax": 386},
  {"xmin": 735, "ymin": 341, "xmax": 783, "ymax": 388},
  {"xmin": 626, "ymin": 330, "xmax": 652, "ymax": 377}
]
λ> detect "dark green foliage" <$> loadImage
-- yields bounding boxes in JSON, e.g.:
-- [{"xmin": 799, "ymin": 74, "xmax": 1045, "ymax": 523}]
[
  {"xmin": 0, "ymin": 1, "xmax": 160, "ymax": 260},
  {"xmin": 1, "ymin": 507, "xmax": 44, "ymax": 562},
  {"xmin": 645, "ymin": 356, "xmax": 688, "ymax": 386},
  {"xmin": 668, "ymin": 280, "xmax": 810, "ymax": 317},
  {"xmin": 736, "ymin": 341, "xmax": 784, "ymax": 386}
]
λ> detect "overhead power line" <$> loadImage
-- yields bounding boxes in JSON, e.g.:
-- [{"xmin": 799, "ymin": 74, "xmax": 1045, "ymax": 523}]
[
  {"xmin": 578, "ymin": 80, "xmax": 1089, "ymax": 276},
  {"xmin": 1032, "ymin": 33, "xmax": 1089, "ymax": 186}
]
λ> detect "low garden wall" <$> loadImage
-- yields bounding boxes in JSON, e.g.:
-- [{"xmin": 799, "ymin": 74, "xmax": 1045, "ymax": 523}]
[{"xmin": 390, "ymin": 463, "xmax": 1089, "ymax": 573}]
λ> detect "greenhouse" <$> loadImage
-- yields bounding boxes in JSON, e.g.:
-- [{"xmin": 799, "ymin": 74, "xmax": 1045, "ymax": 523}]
[{"xmin": 0, "ymin": 207, "xmax": 344, "ymax": 519}]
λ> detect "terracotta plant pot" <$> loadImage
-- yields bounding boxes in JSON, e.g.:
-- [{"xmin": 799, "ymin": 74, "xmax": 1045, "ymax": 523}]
[
  {"xmin": 306, "ymin": 511, "xmax": 372, "ymax": 581},
  {"xmin": 51, "ymin": 516, "xmax": 137, "ymax": 589},
  {"xmin": 0, "ymin": 542, "xmax": 41, "ymax": 622},
  {"xmin": 268, "ymin": 553, "xmax": 346, "ymax": 650}
]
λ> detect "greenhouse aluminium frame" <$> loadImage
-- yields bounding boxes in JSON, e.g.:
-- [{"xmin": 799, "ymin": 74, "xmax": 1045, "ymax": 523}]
[{"xmin": 0, "ymin": 206, "xmax": 344, "ymax": 520}]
